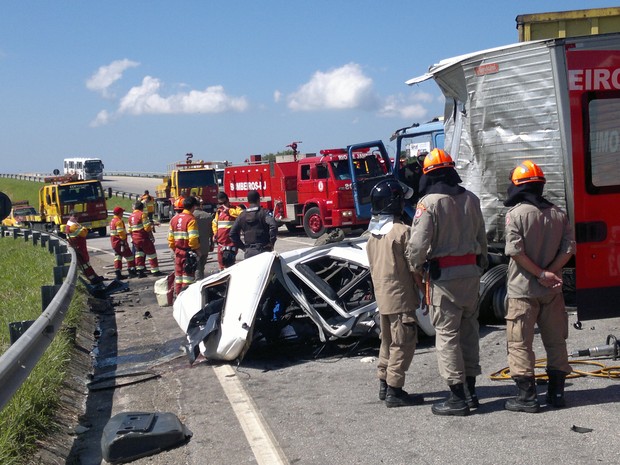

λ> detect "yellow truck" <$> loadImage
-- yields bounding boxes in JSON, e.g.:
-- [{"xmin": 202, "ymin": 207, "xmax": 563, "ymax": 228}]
[{"xmin": 517, "ymin": 7, "xmax": 620, "ymax": 41}]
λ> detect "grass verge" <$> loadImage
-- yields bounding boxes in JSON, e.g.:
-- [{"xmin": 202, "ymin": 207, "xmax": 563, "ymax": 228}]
[{"xmin": 0, "ymin": 236, "xmax": 87, "ymax": 464}]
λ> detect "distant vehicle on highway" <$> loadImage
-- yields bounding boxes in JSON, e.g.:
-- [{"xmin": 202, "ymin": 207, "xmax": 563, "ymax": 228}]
[
  {"xmin": 63, "ymin": 157, "xmax": 104, "ymax": 181},
  {"xmin": 1, "ymin": 201, "xmax": 38, "ymax": 227}
]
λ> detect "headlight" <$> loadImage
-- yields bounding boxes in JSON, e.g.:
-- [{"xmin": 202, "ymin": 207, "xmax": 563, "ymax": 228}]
[{"xmin": 342, "ymin": 210, "xmax": 353, "ymax": 218}]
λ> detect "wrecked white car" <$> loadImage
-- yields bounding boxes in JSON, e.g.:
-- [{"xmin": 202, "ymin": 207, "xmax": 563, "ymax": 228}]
[{"xmin": 172, "ymin": 237, "xmax": 434, "ymax": 363}]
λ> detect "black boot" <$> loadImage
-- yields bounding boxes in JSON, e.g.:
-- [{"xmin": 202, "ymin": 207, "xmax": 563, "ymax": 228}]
[
  {"xmin": 505, "ymin": 376, "xmax": 540, "ymax": 413},
  {"xmin": 464, "ymin": 376, "xmax": 479, "ymax": 409},
  {"xmin": 138, "ymin": 269, "xmax": 148, "ymax": 278},
  {"xmin": 128, "ymin": 268, "xmax": 138, "ymax": 278},
  {"xmin": 431, "ymin": 383, "xmax": 470, "ymax": 416},
  {"xmin": 379, "ymin": 379, "xmax": 387, "ymax": 401},
  {"xmin": 90, "ymin": 275, "xmax": 105, "ymax": 284},
  {"xmin": 385, "ymin": 386, "xmax": 424, "ymax": 408},
  {"xmin": 546, "ymin": 370, "xmax": 567, "ymax": 408},
  {"xmin": 115, "ymin": 270, "xmax": 128, "ymax": 280}
]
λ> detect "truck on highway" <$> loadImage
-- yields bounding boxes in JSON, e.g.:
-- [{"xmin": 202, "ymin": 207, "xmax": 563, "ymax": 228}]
[
  {"xmin": 224, "ymin": 143, "xmax": 394, "ymax": 238},
  {"xmin": 8, "ymin": 174, "xmax": 109, "ymax": 236},
  {"xmin": 154, "ymin": 153, "xmax": 219, "ymax": 220},
  {"xmin": 405, "ymin": 31, "xmax": 620, "ymax": 322}
]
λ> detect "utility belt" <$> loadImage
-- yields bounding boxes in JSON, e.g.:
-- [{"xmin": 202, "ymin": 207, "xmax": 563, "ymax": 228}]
[{"xmin": 423, "ymin": 254, "xmax": 477, "ymax": 306}]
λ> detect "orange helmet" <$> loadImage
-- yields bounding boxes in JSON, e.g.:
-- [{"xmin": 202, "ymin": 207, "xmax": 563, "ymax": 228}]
[
  {"xmin": 422, "ymin": 148, "xmax": 455, "ymax": 174},
  {"xmin": 511, "ymin": 160, "xmax": 546, "ymax": 185},
  {"xmin": 174, "ymin": 197, "xmax": 185, "ymax": 210}
]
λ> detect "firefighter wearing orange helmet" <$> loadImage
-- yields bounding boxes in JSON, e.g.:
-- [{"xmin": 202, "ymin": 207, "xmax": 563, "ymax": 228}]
[
  {"xmin": 168, "ymin": 196, "xmax": 201, "ymax": 297},
  {"xmin": 406, "ymin": 148, "xmax": 488, "ymax": 417},
  {"xmin": 109, "ymin": 206, "xmax": 137, "ymax": 280},
  {"xmin": 128, "ymin": 201, "xmax": 163, "ymax": 278},
  {"xmin": 503, "ymin": 160, "xmax": 575, "ymax": 413},
  {"xmin": 212, "ymin": 192, "xmax": 243, "ymax": 270}
]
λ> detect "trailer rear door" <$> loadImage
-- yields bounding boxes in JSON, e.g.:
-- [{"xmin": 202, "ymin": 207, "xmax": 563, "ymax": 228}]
[{"xmin": 567, "ymin": 47, "xmax": 620, "ymax": 319}]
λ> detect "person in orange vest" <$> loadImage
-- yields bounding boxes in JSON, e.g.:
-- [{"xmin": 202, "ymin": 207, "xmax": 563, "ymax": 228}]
[
  {"xmin": 109, "ymin": 206, "xmax": 138, "ymax": 280},
  {"xmin": 128, "ymin": 201, "xmax": 163, "ymax": 278},
  {"xmin": 168, "ymin": 196, "xmax": 200, "ymax": 296},
  {"xmin": 65, "ymin": 212, "xmax": 104, "ymax": 284},
  {"xmin": 140, "ymin": 190, "xmax": 156, "ymax": 222},
  {"xmin": 212, "ymin": 192, "xmax": 243, "ymax": 270}
]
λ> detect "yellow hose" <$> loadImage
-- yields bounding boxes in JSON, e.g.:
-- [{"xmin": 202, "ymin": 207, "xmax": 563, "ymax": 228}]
[{"xmin": 489, "ymin": 358, "xmax": 620, "ymax": 380}]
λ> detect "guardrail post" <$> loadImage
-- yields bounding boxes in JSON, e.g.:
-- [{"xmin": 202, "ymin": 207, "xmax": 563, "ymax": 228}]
[
  {"xmin": 8, "ymin": 321, "xmax": 35, "ymax": 345},
  {"xmin": 56, "ymin": 252, "xmax": 71, "ymax": 267},
  {"xmin": 11, "ymin": 229, "xmax": 18, "ymax": 239},
  {"xmin": 40, "ymin": 233, "xmax": 49, "ymax": 248},
  {"xmin": 53, "ymin": 265, "xmax": 68, "ymax": 284},
  {"xmin": 41, "ymin": 285, "xmax": 62, "ymax": 311},
  {"xmin": 32, "ymin": 230, "xmax": 40, "ymax": 246},
  {"xmin": 23, "ymin": 230, "xmax": 31, "ymax": 242},
  {"xmin": 48, "ymin": 238, "xmax": 59, "ymax": 253}
]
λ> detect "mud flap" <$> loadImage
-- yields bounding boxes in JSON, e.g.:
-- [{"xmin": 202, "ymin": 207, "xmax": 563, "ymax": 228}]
[{"xmin": 101, "ymin": 411, "xmax": 192, "ymax": 463}]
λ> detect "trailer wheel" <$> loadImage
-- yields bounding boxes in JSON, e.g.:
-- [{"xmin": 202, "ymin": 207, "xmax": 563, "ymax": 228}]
[
  {"xmin": 303, "ymin": 207, "xmax": 325, "ymax": 239},
  {"xmin": 477, "ymin": 264, "xmax": 508, "ymax": 323}
]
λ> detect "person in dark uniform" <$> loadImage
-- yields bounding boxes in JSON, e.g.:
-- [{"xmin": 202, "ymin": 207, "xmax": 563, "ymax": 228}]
[
  {"xmin": 406, "ymin": 148, "xmax": 488, "ymax": 417},
  {"xmin": 503, "ymin": 160, "xmax": 575, "ymax": 413},
  {"xmin": 230, "ymin": 190, "xmax": 277, "ymax": 259},
  {"xmin": 366, "ymin": 179, "xmax": 424, "ymax": 408}
]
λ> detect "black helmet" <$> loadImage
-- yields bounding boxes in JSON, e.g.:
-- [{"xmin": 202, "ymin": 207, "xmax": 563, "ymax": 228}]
[{"xmin": 370, "ymin": 179, "xmax": 405, "ymax": 215}]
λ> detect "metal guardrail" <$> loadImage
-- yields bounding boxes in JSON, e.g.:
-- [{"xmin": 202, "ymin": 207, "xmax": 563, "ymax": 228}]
[{"xmin": 0, "ymin": 227, "xmax": 77, "ymax": 411}]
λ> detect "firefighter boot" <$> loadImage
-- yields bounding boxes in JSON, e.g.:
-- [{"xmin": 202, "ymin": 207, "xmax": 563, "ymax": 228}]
[
  {"xmin": 464, "ymin": 376, "xmax": 479, "ymax": 409},
  {"xmin": 505, "ymin": 376, "xmax": 540, "ymax": 413},
  {"xmin": 138, "ymin": 269, "xmax": 148, "ymax": 278},
  {"xmin": 379, "ymin": 379, "xmax": 387, "ymax": 401},
  {"xmin": 545, "ymin": 370, "xmax": 567, "ymax": 408},
  {"xmin": 115, "ymin": 270, "xmax": 128, "ymax": 280},
  {"xmin": 90, "ymin": 275, "xmax": 105, "ymax": 284},
  {"xmin": 128, "ymin": 268, "xmax": 138, "ymax": 278},
  {"xmin": 431, "ymin": 383, "xmax": 470, "ymax": 416},
  {"xmin": 385, "ymin": 386, "xmax": 424, "ymax": 408}
]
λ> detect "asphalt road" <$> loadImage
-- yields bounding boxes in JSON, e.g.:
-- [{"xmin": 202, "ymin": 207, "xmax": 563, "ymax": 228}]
[{"xmin": 62, "ymin": 180, "xmax": 620, "ymax": 465}]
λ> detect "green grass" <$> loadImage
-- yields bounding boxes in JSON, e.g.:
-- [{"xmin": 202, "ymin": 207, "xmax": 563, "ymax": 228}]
[{"xmin": 0, "ymin": 236, "xmax": 87, "ymax": 464}]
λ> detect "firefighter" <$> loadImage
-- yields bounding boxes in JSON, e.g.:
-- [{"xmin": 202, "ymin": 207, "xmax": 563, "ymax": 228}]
[
  {"xmin": 140, "ymin": 190, "xmax": 156, "ymax": 223},
  {"xmin": 128, "ymin": 201, "xmax": 163, "ymax": 278},
  {"xmin": 230, "ymin": 190, "xmax": 278, "ymax": 259},
  {"xmin": 503, "ymin": 160, "xmax": 575, "ymax": 413},
  {"xmin": 406, "ymin": 148, "xmax": 488, "ymax": 417},
  {"xmin": 65, "ymin": 212, "xmax": 104, "ymax": 284},
  {"xmin": 168, "ymin": 196, "xmax": 200, "ymax": 296},
  {"xmin": 366, "ymin": 179, "xmax": 424, "ymax": 408},
  {"xmin": 109, "ymin": 206, "xmax": 137, "ymax": 280},
  {"xmin": 212, "ymin": 192, "xmax": 243, "ymax": 270}
]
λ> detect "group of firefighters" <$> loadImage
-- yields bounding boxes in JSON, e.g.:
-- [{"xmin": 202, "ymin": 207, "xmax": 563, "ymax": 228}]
[
  {"xmin": 366, "ymin": 149, "xmax": 574, "ymax": 416},
  {"xmin": 65, "ymin": 150, "xmax": 573, "ymax": 416}
]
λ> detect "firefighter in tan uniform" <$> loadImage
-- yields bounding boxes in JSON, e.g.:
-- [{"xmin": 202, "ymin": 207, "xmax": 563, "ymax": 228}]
[
  {"xmin": 503, "ymin": 160, "xmax": 575, "ymax": 413},
  {"xmin": 406, "ymin": 149, "xmax": 488, "ymax": 417},
  {"xmin": 366, "ymin": 180, "xmax": 424, "ymax": 408}
]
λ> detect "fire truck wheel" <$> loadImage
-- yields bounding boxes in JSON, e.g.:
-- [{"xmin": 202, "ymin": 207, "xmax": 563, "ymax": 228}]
[
  {"xmin": 97, "ymin": 227, "xmax": 107, "ymax": 237},
  {"xmin": 303, "ymin": 207, "xmax": 325, "ymax": 239}
]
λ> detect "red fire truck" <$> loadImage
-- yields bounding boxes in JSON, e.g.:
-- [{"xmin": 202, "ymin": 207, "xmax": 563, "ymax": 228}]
[{"xmin": 224, "ymin": 142, "xmax": 393, "ymax": 238}]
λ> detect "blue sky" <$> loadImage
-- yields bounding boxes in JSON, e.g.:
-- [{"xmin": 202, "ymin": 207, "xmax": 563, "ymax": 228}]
[{"xmin": 1, "ymin": 1, "xmax": 617, "ymax": 173}]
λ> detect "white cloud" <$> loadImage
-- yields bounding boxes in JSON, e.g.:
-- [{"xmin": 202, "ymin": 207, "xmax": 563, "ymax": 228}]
[
  {"xmin": 378, "ymin": 92, "xmax": 435, "ymax": 119},
  {"xmin": 86, "ymin": 59, "xmax": 140, "ymax": 97},
  {"xmin": 287, "ymin": 63, "xmax": 377, "ymax": 111},
  {"xmin": 115, "ymin": 76, "xmax": 249, "ymax": 116},
  {"xmin": 273, "ymin": 90, "xmax": 282, "ymax": 103},
  {"xmin": 89, "ymin": 110, "xmax": 112, "ymax": 127}
]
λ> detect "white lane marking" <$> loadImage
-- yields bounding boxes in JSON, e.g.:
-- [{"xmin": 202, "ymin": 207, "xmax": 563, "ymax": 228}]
[
  {"xmin": 213, "ymin": 364, "xmax": 289, "ymax": 465},
  {"xmin": 277, "ymin": 236, "xmax": 314, "ymax": 246}
]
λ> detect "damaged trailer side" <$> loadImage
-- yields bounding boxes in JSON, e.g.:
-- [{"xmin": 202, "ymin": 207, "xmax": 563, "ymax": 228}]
[{"xmin": 407, "ymin": 33, "xmax": 620, "ymax": 320}]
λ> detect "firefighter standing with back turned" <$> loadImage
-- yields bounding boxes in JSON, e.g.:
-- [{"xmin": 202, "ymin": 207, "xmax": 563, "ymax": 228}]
[
  {"xmin": 128, "ymin": 201, "xmax": 163, "ymax": 278},
  {"xmin": 366, "ymin": 179, "xmax": 424, "ymax": 408},
  {"xmin": 503, "ymin": 160, "xmax": 575, "ymax": 413},
  {"xmin": 168, "ymin": 196, "xmax": 200, "ymax": 297},
  {"xmin": 212, "ymin": 192, "xmax": 243, "ymax": 270},
  {"xmin": 406, "ymin": 148, "xmax": 488, "ymax": 417},
  {"xmin": 230, "ymin": 190, "xmax": 278, "ymax": 259},
  {"xmin": 109, "ymin": 206, "xmax": 137, "ymax": 280}
]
